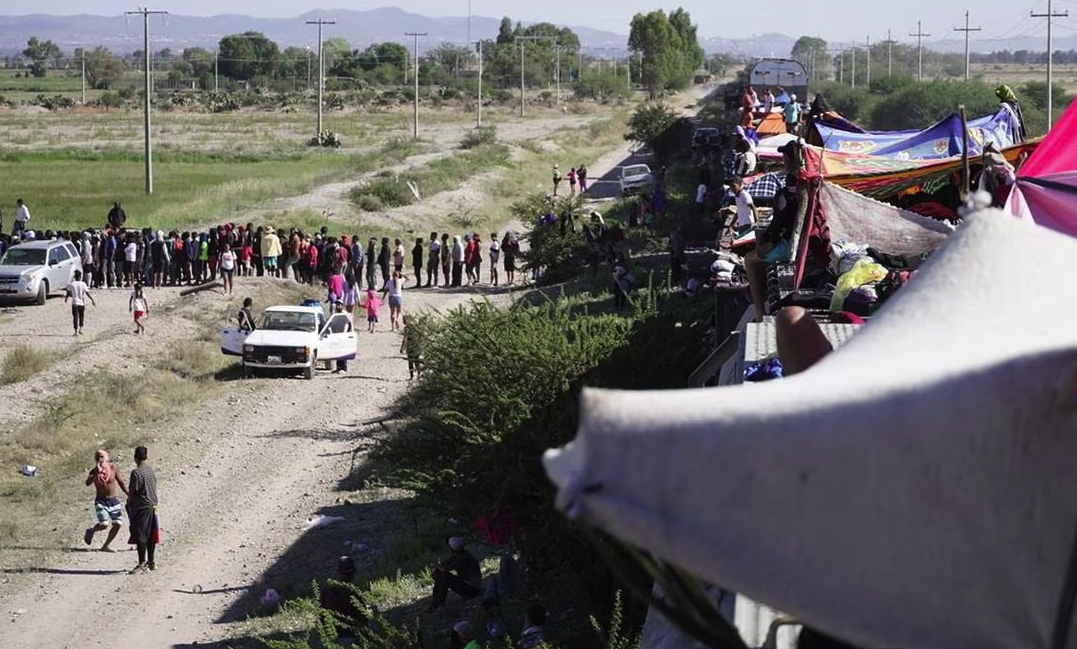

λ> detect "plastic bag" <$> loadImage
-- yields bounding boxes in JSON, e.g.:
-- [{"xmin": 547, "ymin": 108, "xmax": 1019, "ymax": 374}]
[{"xmin": 830, "ymin": 259, "xmax": 887, "ymax": 311}]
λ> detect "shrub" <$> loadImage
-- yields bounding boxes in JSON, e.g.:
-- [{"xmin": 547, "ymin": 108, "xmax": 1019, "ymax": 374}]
[
  {"xmin": 869, "ymin": 79, "xmax": 1000, "ymax": 130},
  {"xmin": 309, "ymin": 130, "xmax": 343, "ymax": 148},
  {"xmin": 373, "ymin": 282, "xmax": 713, "ymax": 622},
  {"xmin": 348, "ymin": 175, "xmax": 414, "ymax": 210},
  {"xmin": 460, "ymin": 125, "xmax": 497, "ymax": 149},
  {"xmin": 811, "ymin": 81, "xmax": 875, "ymax": 123},
  {"xmin": 0, "ymin": 345, "xmax": 55, "ymax": 385}
]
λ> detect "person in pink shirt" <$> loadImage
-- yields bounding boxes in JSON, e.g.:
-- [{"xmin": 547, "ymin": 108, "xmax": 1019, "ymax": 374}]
[
  {"xmin": 361, "ymin": 288, "xmax": 381, "ymax": 333},
  {"xmin": 327, "ymin": 268, "xmax": 345, "ymax": 305}
]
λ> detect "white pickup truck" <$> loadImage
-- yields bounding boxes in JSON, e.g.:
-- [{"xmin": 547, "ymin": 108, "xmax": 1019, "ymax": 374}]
[{"xmin": 220, "ymin": 304, "xmax": 357, "ymax": 379}]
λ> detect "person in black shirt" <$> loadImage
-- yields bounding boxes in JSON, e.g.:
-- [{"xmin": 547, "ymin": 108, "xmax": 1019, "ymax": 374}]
[
  {"xmin": 107, "ymin": 202, "xmax": 127, "ymax": 230},
  {"xmin": 127, "ymin": 445, "xmax": 159, "ymax": 573},
  {"xmin": 428, "ymin": 536, "xmax": 482, "ymax": 611}
]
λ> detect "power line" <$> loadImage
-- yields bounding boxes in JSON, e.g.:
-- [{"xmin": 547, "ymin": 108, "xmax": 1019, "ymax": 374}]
[
  {"xmin": 909, "ymin": 20, "xmax": 932, "ymax": 81},
  {"xmin": 125, "ymin": 7, "xmax": 168, "ymax": 196},
  {"xmin": 954, "ymin": 10, "xmax": 982, "ymax": 81},
  {"xmin": 1031, "ymin": 0, "xmax": 1069, "ymax": 130}
]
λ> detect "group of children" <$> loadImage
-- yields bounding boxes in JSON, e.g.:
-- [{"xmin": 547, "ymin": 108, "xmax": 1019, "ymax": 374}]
[
  {"xmin": 551, "ymin": 163, "xmax": 589, "ymax": 197},
  {"xmin": 60, "ymin": 270, "xmax": 150, "ymax": 337}
]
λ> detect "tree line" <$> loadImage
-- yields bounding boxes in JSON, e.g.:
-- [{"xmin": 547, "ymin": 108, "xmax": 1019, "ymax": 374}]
[
  {"xmin": 790, "ymin": 35, "xmax": 1077, "ymax": 84},
  {"xmin": 8, "ymin": 7, "xmax": 710, "ymax": 100}
]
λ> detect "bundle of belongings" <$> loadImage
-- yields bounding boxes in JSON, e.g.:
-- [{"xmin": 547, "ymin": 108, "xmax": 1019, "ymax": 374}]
[
  {"xmin": 774, "ymin": 180, "xmax": 954, "ymax": 317},
  {"xmin": 710, "ymin": 252, "xmax": 745, "ymax": 285}
]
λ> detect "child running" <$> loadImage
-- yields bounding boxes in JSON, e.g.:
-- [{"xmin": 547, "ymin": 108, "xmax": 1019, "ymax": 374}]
[
  {"xmin": 362, "ymin": 288, "xmax": 381, "ymax": 333},
  {"xmin": 129, "ymin": 282, "xmax": 149, "ymax": 334}
]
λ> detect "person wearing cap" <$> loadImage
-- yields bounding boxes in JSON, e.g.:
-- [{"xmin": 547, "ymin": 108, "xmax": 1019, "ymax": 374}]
[
  {"xmin": 428, "ymin": 536, "xmax": 482, "ymax": 611},
  {"xmin": 551, "ymin": 164, "xmax": 561, "ymax": 196},
  {"xmin": 319, "ymin": 555, "xmax": 368, "ymax": 639},
  {"xmin": 261, "ymin": 227, "xmax": 282, "ymax": 279},
  {"xmin": 783, "ymin": 94, "xmax": 801, "ymax": 135}
]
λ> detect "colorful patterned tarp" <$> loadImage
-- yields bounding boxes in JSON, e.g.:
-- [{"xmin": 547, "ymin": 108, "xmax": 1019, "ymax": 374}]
[
  {"xmin": 758, "ymin": 140, "xmax": 1042, "ymax": 201},
  {"xmin": 1006, "ymin": 98, "xmax": 1077, "ymax": 236},
  {"xmin": 811, "ymin": 106, "xmax": 1022, "ymax": 160}
]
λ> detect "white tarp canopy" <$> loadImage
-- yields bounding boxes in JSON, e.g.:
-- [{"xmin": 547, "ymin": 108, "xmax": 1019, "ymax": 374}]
[{"xmin": 544, "ymin": 209, "xmax": 1077, "ymax": 649}]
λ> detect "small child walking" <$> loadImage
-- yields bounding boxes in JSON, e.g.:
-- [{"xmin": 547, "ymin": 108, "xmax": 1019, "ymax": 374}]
[
  {"xmin": 362, "ymin": 288, "xmax": 381, "ymax": 333},
  {"xmin": 129, "ymin": 282, "xmax": 149, "ymax": 334}
]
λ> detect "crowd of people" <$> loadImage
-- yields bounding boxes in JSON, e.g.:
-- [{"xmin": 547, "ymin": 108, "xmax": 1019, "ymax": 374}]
[{"xmin": 0, "ymin": 203, "xmax": 533, "ymax": 342}]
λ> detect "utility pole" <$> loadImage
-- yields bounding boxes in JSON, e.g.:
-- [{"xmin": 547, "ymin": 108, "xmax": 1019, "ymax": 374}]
[
  {"xmin": 405, "ymin": 31, "xmax": 426, "ymax": 138},
  {"xmin": 125, "ymin": 7, "xmax": 167, "ymax": 196},
  {"xmin": 909, "ymin": 20, "xmax": 931, "ymax": 82},
  {"xmin": 476, "ymin": 40, "xmax": 483, "ymax": 127},
  {"xmin": 953, "ymin": 10, "xmax": 981, "ymax": 82},
  {"xmin": 555, "ymin": 44, "xmax": 561, "ymax": 105},
  {"xmin": 851, "ymin": 47, "xmax": 856, "ymax": 89},
  {"xmin": 515, "ymin": 35, "xmax": 543, "ymax": 117},
  {"xmin": 306, "ymin": 18, "xmax": 336, "ymax": 139},
  {"xmin": 882, "ymin": 29, "xmax": 897, "ymax": 77},
  {"xmin": 828, "ymin": 47, "xmax": 844, "ymax": 84},
  {"xmin": 865, "ymin": 35, "xmax": 871, "ymax": 86},
  {"xmin": 1032, "ymin": 0, "xmax": 1069, "ymax": 130}
]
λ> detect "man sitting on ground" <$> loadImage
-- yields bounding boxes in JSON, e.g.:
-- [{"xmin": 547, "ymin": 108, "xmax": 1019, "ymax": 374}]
[
  {"xmin": 319, "ymin": 556, "xmax": 368, "ymax": 640},
  {"xmin": 428, "ymin": 536, "xmax": 482, "ymax": 611}
]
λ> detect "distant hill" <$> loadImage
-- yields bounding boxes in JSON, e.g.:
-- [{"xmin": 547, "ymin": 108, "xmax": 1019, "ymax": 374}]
[
  {"xmin": 702, "ymin": 31, "xmax": 1077, "ymax": 60},
  {"xmin": 0, "ymin": 8, "xmax": 629, "ymax": 55},
  {"xmin": 2, "ymin": 10, "xmax": 1073, "ymax": 60}
]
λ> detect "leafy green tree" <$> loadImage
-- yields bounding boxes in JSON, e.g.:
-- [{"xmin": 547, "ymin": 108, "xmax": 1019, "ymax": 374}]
[
  {"xmin": 84, "ymin": 46, "xmax": 126, "ymax": 89},
  {"xmin": 791, "ymin": 36, "xmax": 828, "ymax": 80},
  {"xmin": 22, "ymin": 36, "xmax": 62, "ymax": 77},
  {"xmin": 320, "ymin": 37, "xmax": 351, "ymax": 75},
  {"xmin": 629, "ymin": 8, "xmax": 702, "ymax": 98},
  {"xmin": 496, "ymin": 16, "xmax": 515, "ymax": 45},
  {"xmin": 217, "ymin": 31, "xmax": 280, "ymax": 81},
  {"xmin": 669, "ymin": 7, "xmax": 704, "ymax": 74},
  {"xmin": 182, "ymin": 46, "xmax": 215, "ymax": 77},
  {"xmin": 629, "ymin": 10, "xmax": 683, "ymax": 99}
]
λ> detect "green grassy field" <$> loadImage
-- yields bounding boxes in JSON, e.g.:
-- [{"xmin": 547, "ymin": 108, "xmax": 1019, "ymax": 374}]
[
  {"xmin": 0, "ymin": 96, "xmax": 630, "ymax": 233},
  {"xmin": 1, "ymin": 150, "xmax": 361, "ymax": 231}
]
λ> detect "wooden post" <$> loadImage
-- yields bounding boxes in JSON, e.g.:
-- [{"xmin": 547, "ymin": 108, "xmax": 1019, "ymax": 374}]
[{"xmin": 959, "ymin": 104, "xmax": 971, "ymax": 196}]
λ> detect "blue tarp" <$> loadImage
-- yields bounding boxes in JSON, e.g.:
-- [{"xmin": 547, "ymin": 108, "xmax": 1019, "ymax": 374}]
[{"xmin": 813, "ymin": 105, "xmax": 1021, "ymax": 160}]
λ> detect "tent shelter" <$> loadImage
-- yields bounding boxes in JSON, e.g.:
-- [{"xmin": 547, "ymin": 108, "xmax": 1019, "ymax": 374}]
[
  {"xmin": 544, "ymin": 211, "xmax": 1077, "ymax": 649},
  {"xmin": 808, "ymin": 106, "xmax": 1022, "ymax": 160},
  {"xmin": 1005, "ymin": 97, "xmax": 1077, "ymax": 237}
]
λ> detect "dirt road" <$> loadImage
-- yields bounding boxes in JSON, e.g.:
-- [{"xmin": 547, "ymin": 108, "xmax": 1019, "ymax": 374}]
[{"xmin": 0, "ymin": 87, "xmax": 712, "ymax": 648}]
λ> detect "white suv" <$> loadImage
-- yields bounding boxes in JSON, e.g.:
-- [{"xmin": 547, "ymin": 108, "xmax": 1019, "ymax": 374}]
[
  {"xmin": 0, "ymin": 240, "xmax": 83, "ymax": 305},
  {"xmin": 619, "ymin": 164, "xmax": 656, "ymax": 197}
]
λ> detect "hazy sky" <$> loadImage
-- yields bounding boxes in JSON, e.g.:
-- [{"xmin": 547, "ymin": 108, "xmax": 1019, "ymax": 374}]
[{"xmin": 12, "ymin": 0, "xmax": 1077, "ymax": 43}]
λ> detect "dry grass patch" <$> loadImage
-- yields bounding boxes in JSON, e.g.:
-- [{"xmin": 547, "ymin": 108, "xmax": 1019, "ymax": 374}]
[{"xmin": 0, "ymin": 345, "xmax": 57, "ymax": 385}]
